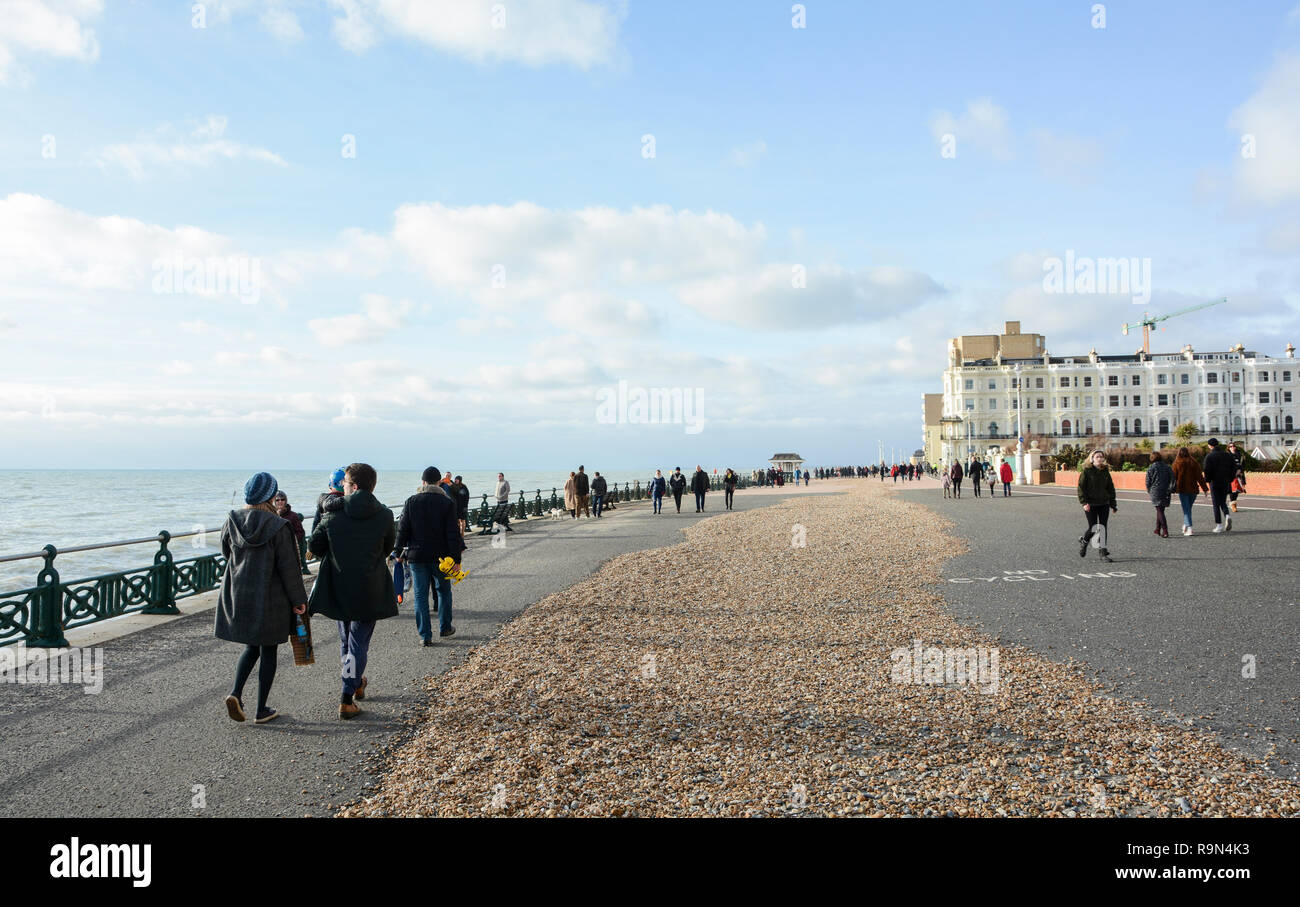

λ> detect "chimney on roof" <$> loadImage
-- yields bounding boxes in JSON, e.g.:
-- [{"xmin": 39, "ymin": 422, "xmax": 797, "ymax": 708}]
[{"xmin": 1004, "ymin": 321, "xmax": 1020, "ymax": 335}]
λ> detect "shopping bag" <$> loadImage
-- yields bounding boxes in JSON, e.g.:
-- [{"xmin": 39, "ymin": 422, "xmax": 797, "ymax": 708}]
[{"xmin": 290, "ymin": 613, "xmax": 315, "ymax": 666}]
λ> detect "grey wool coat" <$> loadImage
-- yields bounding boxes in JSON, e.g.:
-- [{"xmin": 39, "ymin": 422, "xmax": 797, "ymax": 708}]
[{"xmin": 215, "ymin": 508, "xmax": 309, "ymax": 646}]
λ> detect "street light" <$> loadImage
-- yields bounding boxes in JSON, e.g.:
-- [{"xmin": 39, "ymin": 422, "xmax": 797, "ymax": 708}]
[{"xmin": 1014, "ymin": 362, "xmax": 1026, "ymax": 485}]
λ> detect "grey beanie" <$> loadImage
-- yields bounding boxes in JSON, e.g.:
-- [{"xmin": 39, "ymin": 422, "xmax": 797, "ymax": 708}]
[{"xmin": 244, "ymin": 472, "xmax": 278, "ymax": 505}]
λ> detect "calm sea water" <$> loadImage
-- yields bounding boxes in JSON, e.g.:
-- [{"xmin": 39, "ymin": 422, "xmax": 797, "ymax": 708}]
[{"xmin": 0, "ymin": 468, "xmax": 675, "ymax": 589}]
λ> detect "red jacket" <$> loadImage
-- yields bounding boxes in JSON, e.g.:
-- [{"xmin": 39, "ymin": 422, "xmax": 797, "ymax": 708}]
[{"xmin": 999, "ymin": 462, "xmax": 1013, "ymax": 483}]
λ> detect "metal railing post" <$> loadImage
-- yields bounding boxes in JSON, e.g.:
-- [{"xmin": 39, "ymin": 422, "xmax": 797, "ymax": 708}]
[
  {"xmin": 144, "ymin": 531, "xmax": 180, "ymax": 615},
  {"xmin": 29, "ymin": 545, "xmax": 69, "ymax": 648}
]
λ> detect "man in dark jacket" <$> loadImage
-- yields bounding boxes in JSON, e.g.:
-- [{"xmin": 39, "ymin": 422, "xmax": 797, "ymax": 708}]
[
  {"xmin": 308, "ymin": 463, "xmax": 397, "ymax": 719},
  {"xmin": 968, "ymin": 457, "xmax": 983, "ymax": 497},
  {"xmin": 574, "ymin": 466, "xmax": 591, "ymax": 518},
  {"xmin": 690, "ymin": 466, "xmax": 709, "ymax": 512},
  {"xmin": 591, "ymin": 471, "xmax": 608, "ymax": 518},
  {"xmin": 1202, "ymin": 437, "xmax": 1236, "ymax": 532},
  {"xmin": 949, "ymin": 460, "xmax": 963, "ymax": 499},
  {"xmin": 396, "ymin": 466, "xmax": 466, "ymax": 646},
  {"xmin": 668, "ymin": 468, "xmax": 687, "ymax": 513},
  {"xmin": 449, "ymin": 475, "xmax": 471, "ymax": 535}
]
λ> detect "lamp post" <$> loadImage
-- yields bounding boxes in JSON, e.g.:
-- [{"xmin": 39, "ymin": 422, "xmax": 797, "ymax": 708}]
[{"xmin": 1014, "ymin": 363, "xmax": 1026, "ymax": 485}]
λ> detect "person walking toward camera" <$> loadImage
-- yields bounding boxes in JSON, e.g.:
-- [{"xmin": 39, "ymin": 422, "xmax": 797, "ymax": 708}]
[
  {"xmin": 1076, "ymin": 449, "xmax": 1118, "ymax": 562},
  {"xmin": 307, "ymin": 463, "xmax": 398, "ymax": 719},
  {"xmin": 668, "ymin": 467, "xmax": 687, "ymax": 513},
  {"xmin": 216, "ymin": 472, "xmax": 308, "ymax": 725},
  {"xmin": 1145, "ymin": 450, "xmax": 1174, "ymax": 539},
  {"xmin": 723, "ymin": 468, "xmax": 738, "ymax": 510},
  {"xmin": 691, "ymin": 465, "xmax": 709, "ymax": 512},
  {"xmin": 649, "ymin": 469, "xmax": 666, "ymax": 514},
  {"xmin": 1171, "ymin": 446, "xmax": 1208, "ymax": 535}
]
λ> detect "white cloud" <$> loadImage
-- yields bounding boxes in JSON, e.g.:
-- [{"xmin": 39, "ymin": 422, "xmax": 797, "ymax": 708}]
[
  {"xmin": 308, "ymin": 293, "xmax": 413, "ymax": 345},
  {"xmin": 261, "ymin": 3, "xmax": 305, "ymax": 41},
  {"xmin": 330, "ymin": 0, "xmax": 624, "ymax": 67},
  {"xmin": 160, "ymin": 360, "xmax": 194, "ymax": 376},
  {"xmin": 930, "ymin": 98, "xmax": 1012, "ymax": 160},
  {"xmin": 544, "ymin": 292, "xmax": 657, "ymax": 334},
  {"xmin": 93, "ymin": 115, "xmax": 288, "ymax": 180},
  {"xmin": 726, "ymin": 139, "xmax": 767, "ymax": 168},
  {"xmin": 1229, "ymin": 53, "xmax": 1300, "ymax": 203},
  {"xmin": 0, "ymin": 0, "xmax": 101, "ymax": 86}
]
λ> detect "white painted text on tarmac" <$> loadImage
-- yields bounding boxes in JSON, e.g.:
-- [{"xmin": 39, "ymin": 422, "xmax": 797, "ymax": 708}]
[{"xmin": 949, "ymin": 569, "xmax": 1136, "ymax": 583}]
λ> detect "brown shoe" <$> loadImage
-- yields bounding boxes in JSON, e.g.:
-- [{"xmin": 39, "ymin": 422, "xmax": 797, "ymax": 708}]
[
  {"xmin": 1230, "ymin": 501, "xmax": 1238, "ymax": 512},
  {"xmin": 354, "ymin": 676, "xmax": 368, "ymax": 700},
  {"xmin": 225, "ymin": 695, "xmax": 246, "ymax": 722},
  {"xmin": 339, "ymin": 702, "xmax": 361, "ymax": 720}
]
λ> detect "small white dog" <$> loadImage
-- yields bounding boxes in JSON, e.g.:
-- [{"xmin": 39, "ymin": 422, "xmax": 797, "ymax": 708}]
[{"xmin": 547, "ymin": 508, "xmax": 566, "ymax": 521}]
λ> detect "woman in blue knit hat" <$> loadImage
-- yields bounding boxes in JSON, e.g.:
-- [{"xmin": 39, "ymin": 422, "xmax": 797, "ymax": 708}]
[{"xmin": 215, "ymin": 472, "xmax": 309, "ymax": 724}]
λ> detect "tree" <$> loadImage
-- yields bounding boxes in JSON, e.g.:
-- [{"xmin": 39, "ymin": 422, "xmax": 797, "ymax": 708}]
[
  {"xmin": 1135, "ymin": 437, "xmax": 1154, "ymax": 453},
  {"xmin": 1173, "ymin": 421, "xmax": 1199, "ymax": 444}
]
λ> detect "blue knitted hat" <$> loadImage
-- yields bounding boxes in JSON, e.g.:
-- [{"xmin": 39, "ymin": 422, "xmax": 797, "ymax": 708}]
[
  {"xmin": 244, "ymin": 472, "xmax": 278, "ymax": 505},
  {"xmin": 329, "ymin": 467, "xmax": 347, "ymax": 492}
]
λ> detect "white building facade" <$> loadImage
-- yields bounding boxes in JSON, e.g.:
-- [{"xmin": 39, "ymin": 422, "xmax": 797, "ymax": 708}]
[{"xmin": 938, "ymin": 341, "xmax": 1298, "ymax": 465}]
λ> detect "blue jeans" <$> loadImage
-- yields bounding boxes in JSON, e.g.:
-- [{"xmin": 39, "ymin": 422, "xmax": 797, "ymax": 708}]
[
  {"xmin": 593, "ymin": 494, "xmax": 605, "ymax": 517},
  {"xmin": 337, "ymin": 619, "xmax": 375, "ymax": 701},
  {"xmin": 409, "ymin": 562, "xmax": 453, "ymax": 640},
  {"xmin": 1178, "ymin": 492, "xmax": 1196, "ymax": 527},
  {"xmin": 652, "ymin": 493, "xmax": 662, "ymax": 513},
  {"xmin": 695, "ymin": 491, "xmax": 705, "ymax": 511}
]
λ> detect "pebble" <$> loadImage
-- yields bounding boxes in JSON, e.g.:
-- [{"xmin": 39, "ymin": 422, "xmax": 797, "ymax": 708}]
[{"xmin": 336, "ymin": 481, "xmax": 1300, "ymax": 818}]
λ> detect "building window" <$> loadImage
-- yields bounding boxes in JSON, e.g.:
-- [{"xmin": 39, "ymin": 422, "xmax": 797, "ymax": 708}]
[
  {"xmin": 1208, "ymin": 392, "xmax": 1219, "ymax": 405},
  {"xmin": 1211, "ymin": 417, "xmax": 1220, "ymax": 431},
  {"xmin": 1109, "ymin": 395, "xmax": 1119, "ymax": 407},
  {"xmin": 1133, "ymin": 418, "xmax": 1142, "ymax": 433},
  {"xmin": 1132, "ymin": 375, "xmax": 1141, "ymax": 386},
  {"xmin": 988, "ymin": 379, "xmax": 997, "ymax": 390},
  {"xmin": 1233, "ymin": 392, "xmax": 1241, "ymax": 405},
  {"xmin": 1181, "ymin": 374, "xmax": 1189, "ymax": 385},
  {"xmin": 964, "ymin": 379, "xmax": 974, "ymax": 390},
  {"xmin": 1158, "ymin": 374, "xmax": 1167, "ymax": 385},
  {"xmin": 989, "ymin": 421, "xmax": 999, "ymax": 436},
  {"xmin": 1207, "ymin": 372, "xmax": 1218, "ymax": 384},
  {"xmin": 1084, "ymin": 396, "xmax": 1092, "ymax": 408},
  {"xmin": 1260, "ymin": 371, "xmax": 1269, "ymax": 382},
  {"xmin": 966, "ymin": 401, "xmax": 975, "ymax": 411},
  {"xmin": 1059, "ymin": 377, "xmax": 1069, "ymax": 388},
  {"xmin": 1061, "ymin": 397, "xmax": 1069, "ymax": 408},
  {"xmin": 1284, "ymin": 371, "xmax": 1292, "ymax": 382},
  {"xmin": 1159, "ymin": 418, "xmax": 1169, "ymax": 433},
  {"xmin": 1285, "ymin": 391, "xmax": 1293, "ymax": 403},
  {"xmin": 1259, "ymin": 391, "xmax": 1270, "ymax": 403},
  {"xmin": 1158, "ymin": 394, "xmax": 1169, "ymax": 406},
  {"xmin": 1061, "ymin": 419, "xmax": 1072, "ymax": 436},
  {"xmin": 1232, "ymin": 372, "xmax": 1240, "ymax": 383},
  {"xmin": 1035, "ymin": 398, "xmax": 1044, "ymax": 409},
  {"xmin": 1035, "ymin": 377, "xmax": 1044, "ymax": 389},
  {"xmin": 1109, "ymin": 418, "xmax": 1120, "ymax": 434},
  {"xmin": 990, "ymin": 399, "xmax": 998, "ymax": 409},
  {"xmin": 1011, "ymin": 377, "xmax": 1019, "ymax": 389},
  {"xmin": 1083, "ymin": 376, "xmax": 1092, "ymax": 387},
  {"xmin": 1108, "ymin": 375, "xmax": 1118, "ymax": 386},
  {"xmin": 1261, "ymin": 416, "xmax": 1272, "ymax": 432},
  {"xmin": 1084, "ymin": 419, "xmax": 1093, "ymax": 434},
  {"xmin": 1234, "ymin": 416, "xmax": 1242, "ymax": 432},
  {"xmin": 1287, "ymin": 416, "xmax": 1295, "ymax": 431}
]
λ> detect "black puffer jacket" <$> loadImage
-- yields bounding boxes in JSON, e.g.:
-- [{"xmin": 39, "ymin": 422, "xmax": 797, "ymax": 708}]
[
  {"xmin": 1203, "ymin": 448, "xmax": 1236, "ymax": 487},
  {"xmin": 669, "ymin": 473, "xmax": 687, "ymax": 494},
  {"xmin": 591, "ymin": 476, "xmax": 607, "ymax": 495},
  {"xmin": 1077, "ymin": 464, "xmax": 1117, "ymax": 508},
  {"xmin": 311, "ymin": 491, "xmax": 345, "ymax": 534}
]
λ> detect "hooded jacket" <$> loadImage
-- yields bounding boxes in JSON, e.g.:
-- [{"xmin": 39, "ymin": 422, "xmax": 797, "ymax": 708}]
[
  {"xmin": 214, "ymin": 508, "xmax": 308, "ymax": 646},
  {"xmin": 1076, "ymin": 464, "xmax": 1117, "ymax": 508},
  {"xmin": 999, "ymin": 462, "xmax": 1013, "ymax": 483},
  {"xmin": 669, "ymin": 472, "xmax": 686, "ymax": 494},
  {"xmin": 307, "ymin": 490, "xmax": 398, "ymax": 623},
  {"xmin": 591, "ymin": 475, "xmax": 607, "ymax": 496}
]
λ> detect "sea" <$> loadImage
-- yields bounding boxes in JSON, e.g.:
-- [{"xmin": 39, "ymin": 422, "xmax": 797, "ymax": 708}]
[{"xmin": 0, "ymin": 468, "xmax": 669, "ymax": 590}]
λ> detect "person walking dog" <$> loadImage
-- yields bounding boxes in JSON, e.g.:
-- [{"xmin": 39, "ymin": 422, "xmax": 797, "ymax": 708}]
[
  {"xmin": 216, "ymin": 472, "xmax": 309, "ymax": 725},
  {"xmin": 1076, "ymin": 449, "xmax": 1118, "ymax": 562},
  {"xmin": 307, "ymin": 463, "xmax": 398, "ymax": 719}
]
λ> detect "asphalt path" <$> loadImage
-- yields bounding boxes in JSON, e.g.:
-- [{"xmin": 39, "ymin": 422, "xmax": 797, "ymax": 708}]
[
  {"xmin": 901, "ymin": 481, "xmax": 1300, "ymax": 774},
  {"xmin": 0, "ymin": 488, "xmax": 798, "ymax": 818}
]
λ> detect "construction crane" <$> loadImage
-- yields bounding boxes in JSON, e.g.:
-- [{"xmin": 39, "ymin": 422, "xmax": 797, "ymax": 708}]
[{"xmin": 1121, "ymin": 297, "xmax": 1227, "ymax": 355}]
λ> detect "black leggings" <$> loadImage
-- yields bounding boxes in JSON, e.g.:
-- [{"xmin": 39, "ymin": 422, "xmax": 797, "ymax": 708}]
[
  {"xmin": 232, "ymin": 644, "xmax": 278, "ymax": 713},
  {"xmin": 1083, "ymin": 506, "xmax": 1110, "ymax": 549},
  {"xmin": 724, "ymin": 488, "xmax": 734, "ymax": 509}
]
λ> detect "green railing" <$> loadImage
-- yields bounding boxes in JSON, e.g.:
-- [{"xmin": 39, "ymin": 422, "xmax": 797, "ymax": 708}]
[
  {"xmin": 0, "ymin": 475, "xmax": 756, "ymax": 649},
  {"xmin": 0, "ymin": 529, "xmax": 224, "ymax": 649}
]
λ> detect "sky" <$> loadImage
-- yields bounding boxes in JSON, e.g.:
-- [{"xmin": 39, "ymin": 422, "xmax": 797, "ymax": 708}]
[{"xmin": 1, "ymin": 0, "xmax": 1298, "ymax": 469}]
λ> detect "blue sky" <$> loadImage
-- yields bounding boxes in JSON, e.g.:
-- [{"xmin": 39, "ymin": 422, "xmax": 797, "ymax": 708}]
[{"xmin": 1, "ymin": 0, "xmax": 1298, "ymax": 469}]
